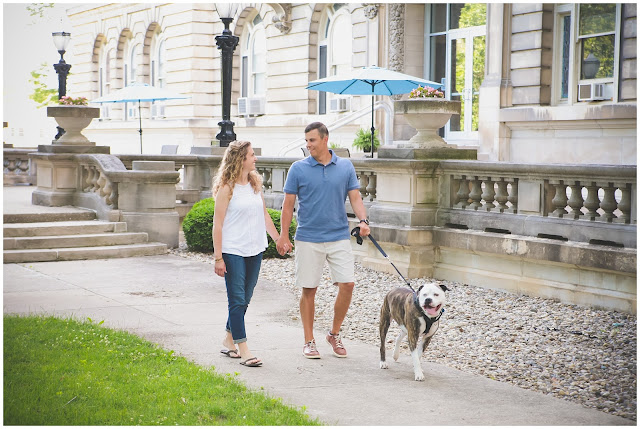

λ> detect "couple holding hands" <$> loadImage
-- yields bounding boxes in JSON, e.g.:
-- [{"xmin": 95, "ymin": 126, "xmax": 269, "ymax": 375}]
[{"xmin": 213, "ymin": 122, "xmax": 370, "ymax": 367}]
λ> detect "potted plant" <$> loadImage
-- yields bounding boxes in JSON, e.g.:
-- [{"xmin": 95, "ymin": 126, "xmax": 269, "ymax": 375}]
[
  {"xmin": 352, "ymin": 128, "xmax": 380, "ymax": 154},
  {"xmin": 394, "ymin": 86, "xmax": 461, "ymax": 148},
  {"xmin": 47, "ymin": 95, "xmax": 100, "ymax": 145}
]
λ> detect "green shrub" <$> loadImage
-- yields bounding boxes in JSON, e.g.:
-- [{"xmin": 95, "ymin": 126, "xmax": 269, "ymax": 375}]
[
  {"xmin": 182, "ymin": 198, "xmax": 297, "ymax": 259},
  {"xmin": 182, "ymin": 198, "xmax": 215, "ymax": 252},
  {"xmin": 352, "ymin": 128, "xmax": 380, "ymax": 153}
]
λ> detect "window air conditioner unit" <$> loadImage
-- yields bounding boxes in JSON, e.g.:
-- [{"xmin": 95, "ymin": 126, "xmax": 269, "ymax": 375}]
[
  {"xmin": 151, "ymin": 104, "xmax": 165, "ymax": 119},
  {"xmin": 329, "ymin": 96, "xmax": 351, "ymax": 113},
  {"xmin": 238, "ymin": 96, "xmax": 266, "ymax": 116},
  {"xmin": 577, "ymin": 82, "xmax": 612, "ymax": 102}
]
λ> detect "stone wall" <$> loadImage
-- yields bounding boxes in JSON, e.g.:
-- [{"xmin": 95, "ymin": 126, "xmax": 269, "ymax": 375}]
[
  {"xmin": 620, "ymin": 3, "xmax": 637, "ymax": 101},
  {"xmin": 509, "ymin": 3, "xmax": 553, "ymax": 106}
]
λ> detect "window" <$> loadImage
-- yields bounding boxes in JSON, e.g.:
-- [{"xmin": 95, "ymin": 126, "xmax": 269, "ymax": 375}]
[
  {"xmin": 129, "ymin": 43, "xmax": 139, "ymax": 84},
  {"xmin": 100, "ymin": 48, "xmax": 114, "ymax": 119},
  {"xmin": 152, "ymin": 38, "xmax": 166, "ymax": 88},
  {"xmin": 425, "ymin": 3, "xmax": 486, "ymax": 140},
  {"xmin": 318, "ymin": 5, "xmax": 353, "ymax": 114},
  {"xmin": 240, "ymin": 14, "xmax": 266, "ymax": 97},
  {"xmin": 553, "ymin": 4, "xmax": 620, "ymax": 104}
]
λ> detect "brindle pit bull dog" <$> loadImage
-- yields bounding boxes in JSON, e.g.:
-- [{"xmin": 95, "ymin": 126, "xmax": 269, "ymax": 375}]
[{"xmin": 379, "ymin": 283, "xmax": 447, "ymax": 381}]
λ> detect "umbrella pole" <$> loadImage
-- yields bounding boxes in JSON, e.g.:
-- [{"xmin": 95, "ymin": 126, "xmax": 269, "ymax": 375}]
[
  {"xmin": 138, "ymin": 101, "xmax": 143, "ymax": 154},
  {"xmin": 370, "ymin": 94, "xmax": 375, "ymax": 158}
]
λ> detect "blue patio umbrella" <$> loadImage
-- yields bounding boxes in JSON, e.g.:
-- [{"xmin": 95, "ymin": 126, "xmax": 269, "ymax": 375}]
[
  {"xmin": 91, "ymin": 82, "xmax": 188, "ymax": 153},
  {"xmin": 306, "ymin": 66, "xmax": 443, "ymax": 157}
]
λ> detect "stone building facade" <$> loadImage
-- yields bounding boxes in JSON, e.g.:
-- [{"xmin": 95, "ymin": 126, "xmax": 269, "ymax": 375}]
[{"xmin": 67, "ymin": 3, "xmax": 636, "ymax": 164}]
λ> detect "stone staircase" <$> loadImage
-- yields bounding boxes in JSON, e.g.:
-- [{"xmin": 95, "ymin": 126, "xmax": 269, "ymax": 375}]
[{"xmin": 3, "ymin": 209, "xmax": 168, "ymax": 263}]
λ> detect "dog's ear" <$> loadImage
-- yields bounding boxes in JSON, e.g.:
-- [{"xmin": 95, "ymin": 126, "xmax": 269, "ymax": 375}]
[
  {"xmin": 438, "ymin": 284, "xmax": 449, "ymax": 292},
  {"xmin": 417, "ymin": 284, "xmax": 424, "ymax": 292}
]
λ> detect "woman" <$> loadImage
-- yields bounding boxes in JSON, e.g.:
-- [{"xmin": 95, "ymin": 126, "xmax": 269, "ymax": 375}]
[{"xmin": 212, "ymin": 141, "xmax": 281, "ymax": 367}]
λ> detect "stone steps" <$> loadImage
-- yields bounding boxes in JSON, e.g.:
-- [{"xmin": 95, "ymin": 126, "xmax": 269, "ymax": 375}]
[
  {"xmin": 3, "ymin": 220, "xmax": 128, "ymax": 237},
  {"xmin": 4, "ymin": 232, "xmax": 151, "ymax": 250},
  {"xmin": 3, "ymin": 211, "xmax": 167, "ymax": 264},
  {"xmin": 3, "ymin": 243, "xmax": 168, "ymax": 263}
]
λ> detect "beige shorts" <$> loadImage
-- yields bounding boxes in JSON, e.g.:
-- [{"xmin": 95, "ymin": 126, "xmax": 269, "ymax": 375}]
[{"xmin": 294, "ymin": 239, "xmax": 354, "ymax": 288}]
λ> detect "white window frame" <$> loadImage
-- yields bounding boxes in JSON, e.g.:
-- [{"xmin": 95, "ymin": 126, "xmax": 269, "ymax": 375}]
[
  {"xmin": 317, "ymin": 5, "xmax": 352, "ymax": 114},
  {"xmin": 240, "ymin": 14, "xmax": 267, "ymax": 98},
  {"xmin": 552, "ymin": 3, "xmax": 621, "ymax": 105},
  {"xmin": 424, "ymin": 4, "xmax": 486, "ymax": 142}
]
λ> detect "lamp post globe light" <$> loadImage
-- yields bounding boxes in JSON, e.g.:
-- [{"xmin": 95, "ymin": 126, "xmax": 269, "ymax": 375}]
[
  {"xmin": 52, "ymin": 31, "xmax": 72, "ymax": 140},
  {"xmin": 215, "ymin": 3, "xmax": 239, "ymax": 147}
]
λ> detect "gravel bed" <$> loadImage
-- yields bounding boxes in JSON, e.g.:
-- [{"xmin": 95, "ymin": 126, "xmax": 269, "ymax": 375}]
[{"xmin": 170, "ymin": 246, "xmax": 637, "ymax": 421}]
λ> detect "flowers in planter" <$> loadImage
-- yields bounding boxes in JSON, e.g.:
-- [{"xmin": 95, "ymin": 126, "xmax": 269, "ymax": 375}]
[
  {"xmin": 58, "ymin": 95, "xmax": 89, "ymax": 106},
  {"xmin": 408, "ymin": 85, "xmax": 444, "ymax": 99}
]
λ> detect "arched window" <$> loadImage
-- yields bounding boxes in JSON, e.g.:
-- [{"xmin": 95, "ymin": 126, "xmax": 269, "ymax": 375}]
[
  {"xmin": 318, "ymin": 5, "xmax": 353, "ymax": 114},
  {"xmin": 100, "ymin": 48, "xmax": 115, "ymax": 119},
  {"xmin": 129, "ymin": 43, "xmax": 139, "ymax": 84},
  {"xmin": 241, "ymin": 13, "xmax": 267, "ymax": 97},
  {"xmin": 156, "ymin": 39, "xmax": 166, "ymax": 88}
]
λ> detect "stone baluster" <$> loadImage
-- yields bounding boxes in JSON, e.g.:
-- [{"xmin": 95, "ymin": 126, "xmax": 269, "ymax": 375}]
[
  {"xmin": 366, "ymin": 173, "xmax": 377, "ymax": 201},
  {"xmin": 481, "ymin": 177, "xmax": 496, "ymax": 211},
  {"xmin": 359, "ymin": 172, "xmax": 370, "ymax": 200},
  {"xmin": 583, "ymin": 183, "xmax": 601, "ymax": 221},
  {"xmin": 507, "ymin": 180, "xmax": 518, "ymax": 213},
  {"xmin": 616, "ymin": 183, "xmax": 632, "ymax": 224},
  {"xmin": 567, "ymin": 181, "xmax": 584, "ymax": 220},
  {"xmin": 550, "ymin": 180, "xmax": 568, "ymax": 218},
  {"xmin": 468, "ymin": 177, "xmax": 483, "ymax": 210},
  {"xmin": 454, "ymin": 176, "xmax": 469, "ymax": 209},
  {"xmin": 89, "ymin": 167, "xmax": 100, "ymax": 192},
  {"xmin": 261, "ymin": 168, "xmax": 272, "ymax": 191},
  {"xmin": 495, "ymin": 178, "xmax": 509, "ymax": 212},
  {"xmin": 599, "ymin": 183, "xmax": 618, "ymax": 223}
]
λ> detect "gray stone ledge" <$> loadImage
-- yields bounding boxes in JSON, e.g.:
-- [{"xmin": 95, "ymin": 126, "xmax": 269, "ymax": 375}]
[{"xmin": 433, "ymin": 227, "xmax": 636, "ymax": 274}]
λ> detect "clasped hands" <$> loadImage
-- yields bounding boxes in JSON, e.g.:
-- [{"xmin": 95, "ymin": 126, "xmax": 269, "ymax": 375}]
[{"xmin": 276, "ymin": 236, "xmax": 292, "ymax": 256}]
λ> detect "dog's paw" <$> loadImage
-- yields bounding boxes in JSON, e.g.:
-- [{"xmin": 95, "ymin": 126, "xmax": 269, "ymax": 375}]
[
  {"xmin": 414, "ymin": 371, "xmax": 425, "ymax": 381},
  {"xmin": 380, "ymin": 361, "xmax": 388, "ymax": 369},
  {"xmin": 393, "ymin": 352, "xmax": 400, "ymax": 361}
]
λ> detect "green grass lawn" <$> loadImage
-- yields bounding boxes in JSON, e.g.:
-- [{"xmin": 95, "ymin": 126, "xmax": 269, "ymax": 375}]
[{"xmin": 3, "ymin": 315, "xmax": 321, "ymax": 426}]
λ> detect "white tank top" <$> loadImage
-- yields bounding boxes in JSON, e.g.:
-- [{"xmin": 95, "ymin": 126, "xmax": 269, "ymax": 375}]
[{"xmin": 221, "ymin": 182, "xmax": 268, "ymax": 257}]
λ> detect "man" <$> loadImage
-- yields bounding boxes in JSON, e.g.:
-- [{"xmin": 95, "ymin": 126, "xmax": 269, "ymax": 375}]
[{"xmin": 276, "ymin": 122, "xmax": 370, "ymax": 359}]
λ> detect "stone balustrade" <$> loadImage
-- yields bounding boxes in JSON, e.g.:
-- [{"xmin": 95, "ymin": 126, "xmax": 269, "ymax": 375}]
[
  {"xmin": 3, "ymin": 148, "xmax": 37, "ymax": 185},
  {"xmin": 439, "ymin": 161, "xmax": 636, "ymax": 248}
]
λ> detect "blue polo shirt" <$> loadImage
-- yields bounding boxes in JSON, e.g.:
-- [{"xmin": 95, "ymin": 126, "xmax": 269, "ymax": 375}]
[{"xmin": 283, "ymin": 150, "xmax": 360, "ymax": 243}]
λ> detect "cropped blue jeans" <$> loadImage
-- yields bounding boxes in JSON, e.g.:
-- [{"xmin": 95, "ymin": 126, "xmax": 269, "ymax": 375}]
[{"xmin": 222, "ymin": 252, "xmax": 263, "ymax": 344}]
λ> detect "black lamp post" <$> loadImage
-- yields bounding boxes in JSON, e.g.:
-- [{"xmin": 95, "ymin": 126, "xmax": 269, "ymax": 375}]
[
  {"xmin": 52, "ymin": 31, "xmax": 71, "ymax": 140},
  {"xmin": 215, "ymin": 4, "xmax": 239, "ymax": 147}
]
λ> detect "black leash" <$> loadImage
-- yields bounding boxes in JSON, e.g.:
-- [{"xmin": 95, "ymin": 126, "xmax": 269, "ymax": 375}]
[
  {"xmin": 351, "ymin": 225, "xmax": 444, "ymax": 333},
  {"xmin": 351, "ymin": 226, "xmax": 415, "ymax": 293}
]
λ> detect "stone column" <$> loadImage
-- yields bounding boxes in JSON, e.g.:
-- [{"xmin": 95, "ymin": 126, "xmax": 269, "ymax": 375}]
[
  {"xmin": 117, "ymin": 160, "xmax": 180, "ymax": 248},
  {"xmin": 478, "ymin": 3, "xmax": 512, "ymax": 161}
]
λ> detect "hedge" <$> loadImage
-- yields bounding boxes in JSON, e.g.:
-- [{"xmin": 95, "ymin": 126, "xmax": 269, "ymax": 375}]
[{"xmin": 182, "ymin": 198, "xmax": 297, "ymax": 259}]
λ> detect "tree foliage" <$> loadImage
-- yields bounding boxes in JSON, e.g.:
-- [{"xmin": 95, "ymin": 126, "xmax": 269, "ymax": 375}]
[{"xmin": 29, "ymin": 63, "xmax": 58, "ymax": 108}]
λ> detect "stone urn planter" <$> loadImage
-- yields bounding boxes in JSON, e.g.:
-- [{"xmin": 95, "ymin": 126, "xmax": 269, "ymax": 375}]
[
  {"xmin": 394, "ymin": 99, "xmax": 461, "ymax": 148},
  {"xmin": 47, "ymin": 106, "xmax": 100, "ymax": 145}
]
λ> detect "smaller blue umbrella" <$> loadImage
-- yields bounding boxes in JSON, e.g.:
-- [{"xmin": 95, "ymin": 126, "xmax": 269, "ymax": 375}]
[
  {"xmin": 307, "ymin": 66, "xmax": 443, "ymax": 157},
  {"xmin": 91, "ymin": 82, "xmax": 188, "ymax": 153}
]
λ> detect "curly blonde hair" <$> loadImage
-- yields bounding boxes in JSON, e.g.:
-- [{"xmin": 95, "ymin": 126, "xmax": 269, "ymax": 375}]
[{"xmin": 211, "ymin": 141, "xmax": 263, "ymax": 199}]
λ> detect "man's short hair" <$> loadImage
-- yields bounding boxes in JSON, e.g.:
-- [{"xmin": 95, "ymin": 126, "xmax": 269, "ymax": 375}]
[{"xmin": 305, "ymin": 122, "xmax": 329, "ymax": 139}]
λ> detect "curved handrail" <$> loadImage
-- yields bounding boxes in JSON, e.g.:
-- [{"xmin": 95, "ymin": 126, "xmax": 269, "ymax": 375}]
[{"xmin": 277, "ymin": 100, "xmax": 394, "ymax": 156}]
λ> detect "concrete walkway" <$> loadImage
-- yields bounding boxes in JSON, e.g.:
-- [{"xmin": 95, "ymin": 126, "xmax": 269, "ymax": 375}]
[{"xmin": 2, "ymin": 186, "xmax": 634, "ymax": 425}]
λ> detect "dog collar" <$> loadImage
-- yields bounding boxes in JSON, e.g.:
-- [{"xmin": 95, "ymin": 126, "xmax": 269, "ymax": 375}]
[{"xmin": 414, "ymin": 294, "xmax": 444, "ymax": 334}]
